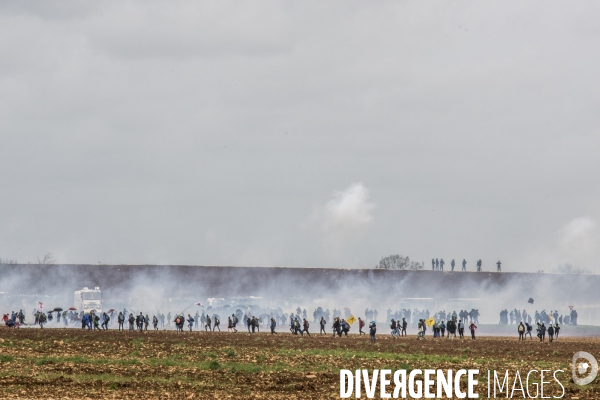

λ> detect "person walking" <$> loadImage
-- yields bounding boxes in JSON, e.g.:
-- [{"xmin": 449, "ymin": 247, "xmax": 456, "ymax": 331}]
[
  {"xmin": 540, "ymin": 323, "xmax": 546, "ymax": 342},
  {"xmin": 319, "ymin": 316, "xmax": 326, "ymax": 335},
  {"xmin": 187, "ymin": 314, "xmax": 194, "ymax": 332},
  {"xmin": 525, "ymin": 322, "xmax": 533, "ymax": 340},
  {"xmin": 117, "ymin": 312, "xmax": 125, "ymax": 331},
  {"xmin": 369, "ymin": 320, "xmax": 377, "ymax": 343},
  {"xmin": 302, "ymin": 318, "xmax": 311, "ymax": 337},
  {"xmin": 417, "ymin": 319, "xmax": 425, "ymax": 340},
  {"xmin": 548, "ymin": 324, "xmax": 555, "ymax": 342},
  {"xmin": 358, "ymin": 317, "xmax": 365, "ymax": 335}
]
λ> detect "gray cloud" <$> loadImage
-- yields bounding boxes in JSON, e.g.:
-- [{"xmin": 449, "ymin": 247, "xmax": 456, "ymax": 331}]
[{"xmin": 0, "ymin": 1, "xmax": 599, "ymax": 271}]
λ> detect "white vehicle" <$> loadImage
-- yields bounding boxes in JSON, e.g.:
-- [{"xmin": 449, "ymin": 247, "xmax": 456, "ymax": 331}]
[{"xmin": 74, "ymin": 287, "xmax": 103, "ymax": 314}]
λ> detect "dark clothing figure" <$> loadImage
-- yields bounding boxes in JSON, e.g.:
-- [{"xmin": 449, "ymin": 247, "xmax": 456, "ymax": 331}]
[
  {"xmin": 369, "ymin": 321, "xmax": 377, "ymax": 343},
  {"xmin": 340, "ymin": 320, "xmax": 349, "ymax": 337},
  {"xmin": 332, "ymin": 318, "xmax": 341, "ymax": 337},
  {"xmin": 462, "ymin": 259, "xmax": 467, "ymax": 271},
  {"xmin": 540, "ymin": 324, "xmax": 546, "ymax": 342},
  {"xmin": 302, "ymin": 319, "xmax": 311, "ymax": 337},
  {"xmin": 320, "ymin": 317, "xmax": 327, "ymax": 335},
  {"xmin": 518, "ymin": 322, "xmax": 525, "ymax": 340},
  {"xmin": 451, "ymin": 259, "xmax": 455, "ymax": 271},
  {"xmin": 118, "ymin": 312, "xmax": 125, "ymax": 331},
  {"xmin": 101, "ymin": 313, "xmax": 110, "ymax": 330},
  {"xmin": 497, "ymin": 260, "xmax": 501, "ymax": 272},
  {"xmin": 525, "ymin": 323, "xmax": 533, "ymax": 339},
  {"xmin": 128, "ymin": 314, "xmax": 135, "ymax": 331}
]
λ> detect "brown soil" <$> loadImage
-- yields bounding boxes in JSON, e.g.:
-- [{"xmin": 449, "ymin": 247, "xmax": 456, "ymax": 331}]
[{"xmin": 0, "ymin": 327, "xmax": 598, "ymax": 399}]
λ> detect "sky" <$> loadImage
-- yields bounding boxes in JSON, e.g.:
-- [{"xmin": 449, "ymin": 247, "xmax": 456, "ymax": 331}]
[{"xmin": 0, "ymin": 1, "xmax": 599, "ymax": 271}]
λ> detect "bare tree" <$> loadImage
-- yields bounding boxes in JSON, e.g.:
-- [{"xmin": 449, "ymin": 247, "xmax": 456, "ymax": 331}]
[
  {"xmin": 37, "ymin": 253, "xmax": 56, "ymax": 265},
  {"xmin": 376, "ymin": 254, "xmax": 423, "ymax": 270},
  {"xmin": 0, "ymin": 258, "xmax": 18, "ymax": 265}
]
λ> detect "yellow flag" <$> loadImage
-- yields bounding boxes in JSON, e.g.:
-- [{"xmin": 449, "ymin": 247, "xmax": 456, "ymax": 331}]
[
  {"xmin": 346, "ymin": 315, "xmax": 357, "ymax": 325},
  {"xmin": 425, "ymin": 317, "xmax": 435, "ymax": 327}
]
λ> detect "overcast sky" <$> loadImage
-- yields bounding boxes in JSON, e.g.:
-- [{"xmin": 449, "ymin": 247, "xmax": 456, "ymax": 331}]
[{"xmin": 1, "ymin": 1, "xmax": 599, "ymax": 271}]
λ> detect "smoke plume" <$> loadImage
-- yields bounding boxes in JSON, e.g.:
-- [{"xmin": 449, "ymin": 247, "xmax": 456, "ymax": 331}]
[{"xmin": 311, "ymin": 183, "xmax": 375, "ymax": 260}]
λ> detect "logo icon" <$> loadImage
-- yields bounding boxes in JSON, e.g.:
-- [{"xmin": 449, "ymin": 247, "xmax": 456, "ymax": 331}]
[{"xmin": 572, "ymin": 351, "xmax": 598, "ymax": 385}]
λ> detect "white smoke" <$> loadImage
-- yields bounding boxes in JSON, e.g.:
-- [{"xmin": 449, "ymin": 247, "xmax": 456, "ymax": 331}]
[
  {"xmin": 310, "ymin": 183, "xmax": 375, "ymax": 260},
  {"xmin": 555, "ymin": 216, "xmax": 598, "ymax": 270}
]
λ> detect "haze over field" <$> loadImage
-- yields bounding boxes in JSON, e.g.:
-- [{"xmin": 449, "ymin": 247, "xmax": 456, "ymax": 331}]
[{"xmin": 1, "ymin": 2, "xmax": 599, "ymax": 272}]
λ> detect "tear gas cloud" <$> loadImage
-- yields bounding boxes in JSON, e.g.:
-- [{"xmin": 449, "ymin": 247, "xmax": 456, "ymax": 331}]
[
  {"xmin": 1, "ymin": 264, "xmax": 598, "ymax": 333},
  {"xmin": 305, "ymin": 182, "xmax": 375, "ymax": 263}
]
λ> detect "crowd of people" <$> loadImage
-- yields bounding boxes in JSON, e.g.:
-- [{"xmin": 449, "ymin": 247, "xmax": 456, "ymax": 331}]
[
  {"xmin": 386, "ymin": 308, "xmax": 480, "ymax": 327},
  {"xmin": 516, "ymin": 320, "xmax": 561, "ymax": 342},
  {"xmin": 0, "ymin": 304, "xmax": 579, "ymax": 344},
  {"xmin": 430, "ymin": 258, "xmax": 500, "ymax": 272},
  {"xmin": 499, "ymin": 308, "xmax": 578, "ymax": 326}
]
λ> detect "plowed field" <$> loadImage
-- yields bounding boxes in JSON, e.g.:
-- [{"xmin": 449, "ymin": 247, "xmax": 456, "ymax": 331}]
[{"xmin": 0, "ymin": 327, "xmax": 599, "ymax": 399}]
